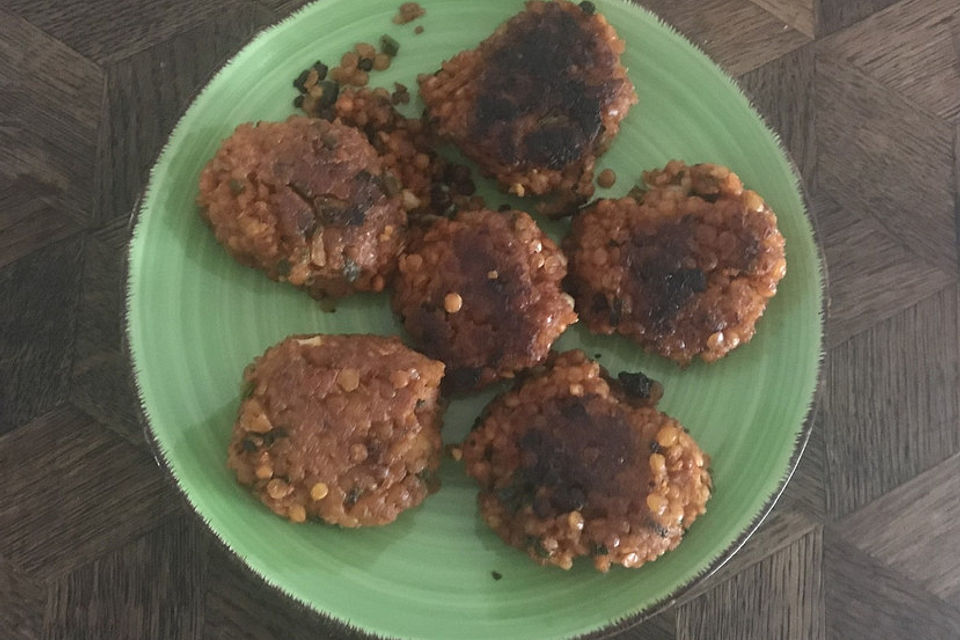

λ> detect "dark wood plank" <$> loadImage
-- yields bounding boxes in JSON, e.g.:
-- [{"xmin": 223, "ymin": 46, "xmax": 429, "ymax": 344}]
[
  {"xmin": 0, "ymin": 175, "xmax": 83, "ymax": 270},
  {"xmin": 0, "ymin": 406, "xmax": 181, "ymax": 579},
  {"xmin": 816, "ymin": 192, "xmax": 956, "ymax": 348},
  {"xmin": 824, "ymin": 531, "xmax": 960, "ymax": 639},
  {"xmin": 820, "ymin": 0, "xmax": 960, "ymax": 123},
  {"xmin": 43, "ymin": 515, "xmax": 208, "ymax": 640},
  {"xmin": 817, "ymin": 0, "xmax": 899, "ymax": 36},
  {"xmin": 253, "ymin": 0, "xmax": 309, "ymax": 18},
  {"xmin": 639, "ymin": 0, "xmax": 811, "ymax": 76},
  {"xmin": 0, "ymin": 557, "xmax": 44, "ymax": 640},
  {"xmin": 738, "ymin": 42, "xmax": 816, "ymax": 190},
  {"xmin": 610, "ymin": 609, "xmax": 676, "ymax": 640},
  {"xmin": 815, "ymin": 54, "xmax": 957, "ymax": 272},
  {"xmin": 822, "ymin": 285, "xmax": 960, "ymax": 519},
  {"xmin": 203, "ymin": 545, "xmax": 366, "ymax": 640},
  {"xmin": 0, "ymin": 8, "xmax": 101, "ymax": 263},
  {"xmin": 747, "ymin": 0, "xmax": 814, "ymax": 37},
  {"xmin": 680, "ymin": 511, "xmax": 819, "ymax": 604},
  {"xmin": 677, "ymin": 528, "xmax": 824, "ymax": 640},
  {"xmin": 71, "ymin": 219, "xmax": 143, "ymax": 448},
  {"xmin": 96, "ymin": 4, "xmax": 274, "ymax": 223},
  {"xmin": 839, "ymin": 453, "xmax": 960, "ymax": 608},
  {"xmin": 0, "ymin": 0, "xmax": 259, "ymax": 63},
  {"xmin": 0, "ymin": 237, "xmax": 83, "ymax": 433}
]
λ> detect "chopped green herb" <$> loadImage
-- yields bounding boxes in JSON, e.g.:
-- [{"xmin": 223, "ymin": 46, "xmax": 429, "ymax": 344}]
[
  {"xmin": 380, "ymin": 34, "xmax": 400, "ymax": 57},
  {"xmin": 591, "ymin": 543, "xmax": 609, "ymax": 556},
  {"xmin": 357, "ymin": 57, "xmax": 373, "ymax": 72},
  {"xmin": 342, "ymin": 258, "xmax": 361, "ymax": 283},
  {"xmin": 491, "ymin": 571, "xmax": 503, "ymax": 581},
  {"xmin": 229, "ymin": 179, "xmax": 245, "ymax": 195},
  {"xmin": 579, "ymin": 1, "xmax": 596, "ymax": 15},
  {"xmin": 345, "ymin": 486, "xmax": 363, "ymax": 506},
  {"xmin": 275, "ymin": 259, "xmax": 292, "ymax": 277}
]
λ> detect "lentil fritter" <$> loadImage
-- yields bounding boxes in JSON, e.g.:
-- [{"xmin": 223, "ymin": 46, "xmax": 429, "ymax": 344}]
[
  {"xmin": 197, "ymin": 117, "xmax": 405, "ymax": 298},
  {"xmin": 228, "ymin": 334, "xmax": 445, "ymax": 527},
  {"xmin": 392, "ymin": 209, "xmax": 577, "ymax": 392},
  {"xmin": 418, "ymin": 0, "xmax": 636, "ymax": 204},
  {"xmin": 565, "ymin": 161, "xmax": 787, "ymax": 364},
  {"xmin": 463, "ymin": 350, "xmax": 711, "ymax": 571}
]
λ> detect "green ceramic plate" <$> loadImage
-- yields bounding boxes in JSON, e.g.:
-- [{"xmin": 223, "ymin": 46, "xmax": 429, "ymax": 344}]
[{"xmin": 126, "ymin": 1, "xmax": 823, "ymax": 638}]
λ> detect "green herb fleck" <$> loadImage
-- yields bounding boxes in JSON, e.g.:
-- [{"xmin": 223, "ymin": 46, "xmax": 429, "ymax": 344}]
[
  {"xmin": 380, "ymin": 34, "xmax": 400, "ymax": 57},
  {"xmin": 591, "ymin": 543, "xmax": 609, "ymax": 556},
  {"xmin": 491, "ymin": 571, "xmax": 503, "ymax": 581},
  {"xmin": 342, "ymin": 258, "xmax": 361, "ymax": 283},
  {"xmin": 229, "ymin": 179, "xmax": 245, "ymax": 195},
  {"xmin": 275, "ymin": 259, "xmax": 292, "ymax": 277}
]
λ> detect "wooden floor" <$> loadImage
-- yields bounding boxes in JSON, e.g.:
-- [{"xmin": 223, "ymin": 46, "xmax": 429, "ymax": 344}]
[{"xmin": 1, "ymin": 0, "xmax": 958, "ymax": 638}]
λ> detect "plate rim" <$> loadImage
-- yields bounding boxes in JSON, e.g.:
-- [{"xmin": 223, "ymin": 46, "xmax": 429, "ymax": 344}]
[{"xmin": 121, "ymin": 1, "xmax": 829, "ymax": 637}]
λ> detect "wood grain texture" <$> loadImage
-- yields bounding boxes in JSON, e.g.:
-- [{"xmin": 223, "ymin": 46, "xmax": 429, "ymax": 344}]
[
  {"xmin": 42, "ymin": 515, "xmax": 208, "ymax": 640},
  {"xmin": 824, "ymin": 532, "xmax": 960, "ymax": 640},
  {"xmin": 0, "ymin": 557, "xmax": 44, "ymax": 640},
  {"xmin": 823, "ymin": 284, "xmax": 960, "ymax": 519},
  {"xmin": 817, "ymin": 0, "xmax": 899, "ymax": 35},
  {"xmin": 0, "ymin": 406, "xmax": 181, "ymax": 579},
  {"xmin": 817, "ymin": 192, "xmax": 956, "ymax": 348},
  {"xmin": 0, "ymin": 238, "xmax": 83, "ymax": 433},
  {"xmin": 97, "ymin": 5, "xmax": 274, "ymax": 223},
  {"xmin": 70, "ymin": 219, "xmax": 143, "ymax": 447},
  {"xmin": 815, "ymin": 54, "xmax": 957, "ymax": 272},
  {"xmin": 1, "ymin": 0, "xmax": 959, "ymax": 636},
  {"xmin": 0, "ymin": 8, "xmax": 101, "ymax": 264},
  {"xmin": 819, "ymin": 0, "xmax": 960, "ymax": 123},
  {"xmin": 737, "ymin": 42, "xmax": 816, "ymax": 189},
  {"xmin": 747, "ymin": 0, "xmax": 814, "ymax": 37},
  {"xmin": 0, "ymin": 0, "xmax": 255, "ymax": 63},
  {"xmin": 839, "ymin": 453, "xmax": 960, "ymax": 608},
  {"xmin": 639, "ymin": 0, "xmax": 811, "ymax": 75},
  {"xmin": 202, "ymin": 544, "xmax": 366, "ymax": 640},
  {"xmin": 677, "ymin": 527, "xmax": 824, "ymax": 640}
]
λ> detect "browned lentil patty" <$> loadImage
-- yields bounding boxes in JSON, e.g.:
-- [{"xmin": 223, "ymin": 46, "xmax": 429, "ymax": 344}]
[
  {"xmin": 197, "ymin": 117, "xmax": 405, "ymax": 298},
  {"xmin": 227, "ymin": 334, "xmax": 445, "ymax": 527},
  {"xmin": 565, "ymin": 161, "xmax": 787, "ymax": 364},
  {"xmin": 418, "ymin": 0, "xmax": 636, "ymax": 203},
  {"xmin": 326, "ymin": 88, "xmax": 482, "ymax": 220},
  {"xmin": 392, "ymin": 209, "xmax": 577, "ymax": 392},
  {"xmin": 463, "ymin": 350, "xmax": 711, "ymax": 571}
]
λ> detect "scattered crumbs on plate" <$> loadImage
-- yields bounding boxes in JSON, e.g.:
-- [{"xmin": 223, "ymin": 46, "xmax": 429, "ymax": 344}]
[{"xmin": 491, "ymin": 570, "xmax": 503, "ymax": 581}]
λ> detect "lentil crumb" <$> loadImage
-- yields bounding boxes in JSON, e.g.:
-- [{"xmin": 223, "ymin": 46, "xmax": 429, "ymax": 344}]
[
  {"xmin": 597, "ymin": 168, "xmax": 617, "ymax": 188},
  {"xmin": 444, "ymin": 292, "xmax": 463, "ymax": 313},
  {"xmin": 311, "ymin": 482, "xmax": 330, "ymax": 501}
]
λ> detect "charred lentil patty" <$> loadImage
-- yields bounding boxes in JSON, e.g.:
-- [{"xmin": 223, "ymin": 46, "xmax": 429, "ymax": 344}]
[
  {"xmin": 418, "ymin": 0, "xmax": 636, "ymax": 201},
  {"xmin": 463, "ymin": 350, "xmax": 711, "ymax": 571},
  {"xmin": 197, "ymin": 117, "xmax": 405, "ymax": 298},
  {"xmin": 227, "ymin": 334, "xmax": 445, "ymax": 527},
  {"xmin": 392, "ymin": 209, "xmax": 577, "ymax": 392},
  {"xmin": 565, "ymin": 161, "xmax": 787, "ymax": 364}
]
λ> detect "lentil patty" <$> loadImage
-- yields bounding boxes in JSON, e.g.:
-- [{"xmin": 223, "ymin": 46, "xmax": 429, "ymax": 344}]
[
  {"xmin": 418, "ymin": 0, "xmax": 636, "ymax": 201},
  {"xmin": 197, "ymin": 117, "xmax": 405, "ymax": 298},
  {"xmin": 227, "ymin": 334, "xmax": 445, "ymax": 527},
  {"xmin": 463, "ymin": 350, "xmax": 711, "ymax": 571},
  {"xmin": 392, "ymin": 209, "xmax": 576, "ymax": 393},
  {"xmin": 565, "ymin": 161, "xmax": 787, "ymax": 364}
]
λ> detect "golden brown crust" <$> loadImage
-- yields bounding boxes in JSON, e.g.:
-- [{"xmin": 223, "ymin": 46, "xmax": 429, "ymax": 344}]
[
  {"xmin": 418, "ymin": 0, "xmax": 636, "ymax": 201},
  {"xmin": 197, "ymin": 117, "xmax": 405, "ymax": 298},
  {"xmin": 565, "ymin": 161, "xmax": 787, "ymax": 364},
  {"xmin": 227, "ymin": 334, "xmax": 445, "ymax": 527},
  {"xmin": 392, "ymin": 209, "xmax": 577, "ymax": 392},
  {"xmin": 463, "ymin": 350, "xmax": 711, "ymax": 571}
]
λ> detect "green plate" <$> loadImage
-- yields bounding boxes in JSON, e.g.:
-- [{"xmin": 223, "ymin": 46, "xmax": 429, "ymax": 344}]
[{"xmin": 126, "ymin": 1, "xmax": 824, "ymax": 638}]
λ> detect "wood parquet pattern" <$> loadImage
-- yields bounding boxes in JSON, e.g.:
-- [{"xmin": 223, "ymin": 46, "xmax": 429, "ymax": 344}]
[{"xmin": 1, "ymin": 0, "xmax": 958, "ymax": 637}]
